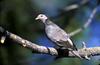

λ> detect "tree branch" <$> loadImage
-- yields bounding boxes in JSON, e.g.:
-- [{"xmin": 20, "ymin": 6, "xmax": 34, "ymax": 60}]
[
  {"xmin": 0, "ymin": 27, "xmax": 100, "ymax": 59},
  {"xmin": 63, "ymin": 0, "xmax": 89, "ymax": 11},
  {"xmin": 51, "ymin": 0, "xmax": 90, "ymax": 19},
  {"xmin": 68, "ymin": 6, "xmax": 98, "ymax": 37}
]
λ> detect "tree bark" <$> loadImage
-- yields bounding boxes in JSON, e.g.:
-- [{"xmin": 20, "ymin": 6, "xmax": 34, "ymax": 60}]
[{"xmin": 0, "ymin": 27, "xmax": 100, "ymax": 60}]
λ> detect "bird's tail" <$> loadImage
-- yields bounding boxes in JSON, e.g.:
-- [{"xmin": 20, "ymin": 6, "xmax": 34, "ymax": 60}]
[{"xmin": 71, "ymin": 51, "xmax": 82, "ymax": 59}]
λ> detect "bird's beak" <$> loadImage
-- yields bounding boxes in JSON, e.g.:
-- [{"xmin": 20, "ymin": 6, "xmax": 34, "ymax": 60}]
[{"xmin": 35, "ymin": 17, "xmax": 39, "ymax": 20}]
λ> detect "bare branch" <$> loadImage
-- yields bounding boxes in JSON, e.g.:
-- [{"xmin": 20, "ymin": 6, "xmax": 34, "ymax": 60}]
[
  {"xmin": 68, "ymin": 6, "xmax": 98, "ymax": 37},
  {"xmin": 51, "ymin": 0, "xmax": 89, "ymax": 19},
  {"xmin": 0, "ymin": 27, "xmax": 100, "ymax": 59},
  {"xmin": 63, "ymin": 0, "xmax": 89, "ymax": 11}
]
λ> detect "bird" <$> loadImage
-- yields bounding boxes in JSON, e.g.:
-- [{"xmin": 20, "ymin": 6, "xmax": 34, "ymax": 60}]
[{"xmin": 35, "ymin": 14, "xmax": 82, "ymax": 58}]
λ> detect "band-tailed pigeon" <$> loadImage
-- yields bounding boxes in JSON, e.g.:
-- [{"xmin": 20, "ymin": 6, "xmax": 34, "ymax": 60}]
[{"xmin": 35, "ymin": 14, "xmax": 82, "ymax": 58}]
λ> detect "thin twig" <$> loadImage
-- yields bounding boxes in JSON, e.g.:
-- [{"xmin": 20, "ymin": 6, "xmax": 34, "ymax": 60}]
[
  {"xmin": 63, "ymin": 0, "xmax": 89, "ymax": 11},
  {"xmin": 68, "ymin": 6, "xmax": 98, "ymax": 37}
]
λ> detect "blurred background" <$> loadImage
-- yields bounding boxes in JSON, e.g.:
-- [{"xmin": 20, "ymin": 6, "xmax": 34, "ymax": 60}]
[{"xmin": 0, "ymin": 0, "xmax": 100, "ymax": 65}]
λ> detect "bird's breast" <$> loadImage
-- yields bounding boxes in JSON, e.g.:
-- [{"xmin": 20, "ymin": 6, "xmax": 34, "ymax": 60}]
[
  {"xmin": 45, "ymin": 26, "xmax": 59, "ymax": 41},
  {"xmin": 45, "ymin": 25, "xmax": 56, "ymax": 33}
]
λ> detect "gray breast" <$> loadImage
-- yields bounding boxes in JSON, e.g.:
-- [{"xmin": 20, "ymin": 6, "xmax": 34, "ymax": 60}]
[{"xmin": 45, "ymin": 25, "xmax": 58, "ymax": 41}]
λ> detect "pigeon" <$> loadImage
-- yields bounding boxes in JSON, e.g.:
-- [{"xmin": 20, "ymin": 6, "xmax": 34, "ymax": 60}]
[{"xmin": 35, "ymin": 14, "xmax": 82, "ymax": 58}]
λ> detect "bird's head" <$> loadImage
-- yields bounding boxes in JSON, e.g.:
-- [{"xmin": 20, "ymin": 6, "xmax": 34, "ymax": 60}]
[{"xmin": 35, "ymin": 14, "xmax": 48, "ymax": 23}]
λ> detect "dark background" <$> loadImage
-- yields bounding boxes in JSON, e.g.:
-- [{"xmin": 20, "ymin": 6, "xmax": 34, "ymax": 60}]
[{"xmin": 0, "ymin": 0, "xmax": 100, "ymax": 65}]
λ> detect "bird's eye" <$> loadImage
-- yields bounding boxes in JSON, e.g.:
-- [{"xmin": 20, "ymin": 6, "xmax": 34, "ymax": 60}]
[{"xmin": 41, "ymin": 15, "xmax": 43, "ymax": 17}]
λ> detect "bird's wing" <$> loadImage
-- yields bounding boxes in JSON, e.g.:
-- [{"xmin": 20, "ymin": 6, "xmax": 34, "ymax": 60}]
[
  {"xmin": 54, "ymin": 27, "xmax": 69, "ymax": 41},
  {"xmin": 56, "ymin": 38, "xmax": 77, "ymax": 50},
  {"xmin": 45, "ymin": 21, "xmax": 77, "ymax": 50},
  {"xmin": 52, "ymin": 27, "xmax": 77, "ymax": 50}
]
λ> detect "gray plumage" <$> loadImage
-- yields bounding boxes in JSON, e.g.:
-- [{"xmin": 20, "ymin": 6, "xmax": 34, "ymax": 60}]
[
  {"xmin": 45, "ymin": 19, "xmax": 77, "ymax": 50},
  {"xmin": 35, "ymin": 14, "xmax": 82, "ymax": 58},
  {"xmin": 35, "ymin": 7, "xmax": 97, "ymax": 59},
  {"xmin": 35, "ymin": 14, "xmax": 76, "ymax": 50}
]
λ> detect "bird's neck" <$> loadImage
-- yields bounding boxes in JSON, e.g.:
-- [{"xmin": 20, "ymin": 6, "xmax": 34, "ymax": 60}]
[{"xmin": 44, "ymin": 19, "xmax": 54, "ymax": 25}]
